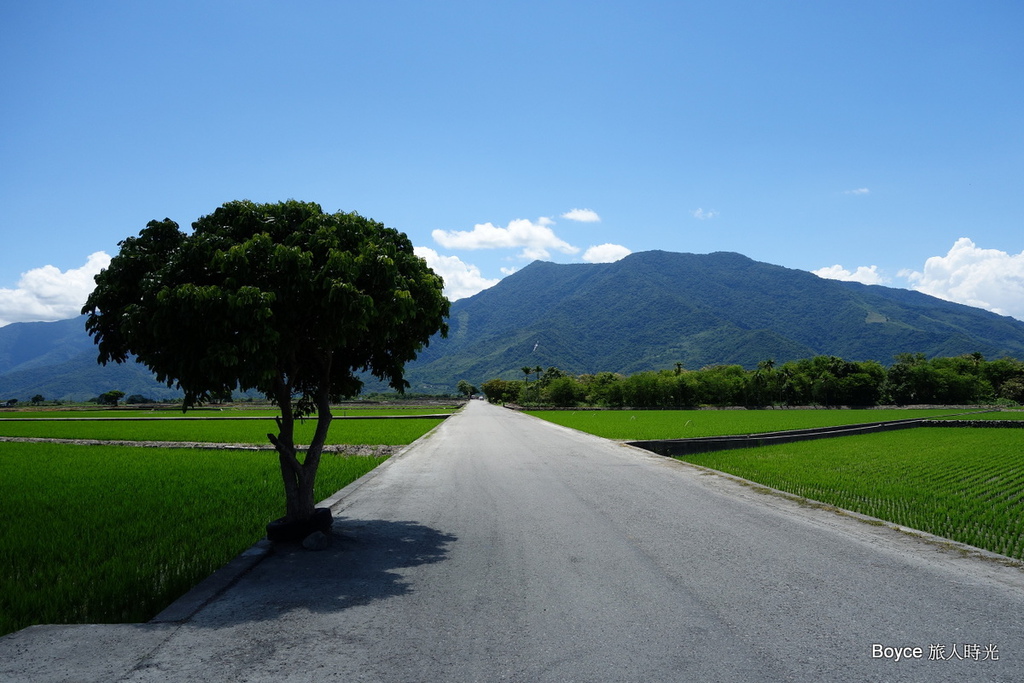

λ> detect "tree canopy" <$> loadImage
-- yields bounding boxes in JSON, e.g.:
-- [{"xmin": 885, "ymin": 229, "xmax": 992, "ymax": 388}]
[
  {"xmin": 97, "ymin": 390, "xmax": 126, "ymax": 407},
  {"xmin": 83, "ymin": 200, "xmax": 449, "ymax": 524}
]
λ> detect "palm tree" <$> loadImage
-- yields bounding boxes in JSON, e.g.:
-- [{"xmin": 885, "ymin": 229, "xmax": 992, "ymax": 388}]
[
  {"xmin": 753, "ymin": 359, "xmax": 776, "ymax": 406},
  {"xmin": 967, "ymin": 351, "xmax": 984, "ymax": 374}
]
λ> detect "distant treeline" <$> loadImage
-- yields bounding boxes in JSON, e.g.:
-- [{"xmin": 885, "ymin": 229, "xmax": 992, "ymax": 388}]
[{"xmin": 479, "ymin": 353, "xmax": 1024, "ymax": 408}]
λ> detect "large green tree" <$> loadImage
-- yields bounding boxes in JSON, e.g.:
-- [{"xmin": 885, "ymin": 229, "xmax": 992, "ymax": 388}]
[
  {"xmin": 98, "ymin": 390, "xmax": 126, "ymax": 407},
  {"xmin": 83, "ymin": 200, "xmax": 449, "ymax": 528}
]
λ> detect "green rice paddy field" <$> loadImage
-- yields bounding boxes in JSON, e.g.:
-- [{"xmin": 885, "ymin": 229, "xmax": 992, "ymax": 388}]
[
  {"xmin": 682, "ymin": 429, "xmax": 1024, "ymax": 561},
  {"xmin": 0, "ymin": 408, "xmax": 448, "ymax": 637},
  {"xmin": 531, "ymin": 409, "xmax": 1024, "ymax": 563},
  {"xmin": 0, "ymin": 411, "xmax": 447, "ymax": 445},
  {"xmin": 0, "ymin": 406, "xmax": 459, "ymax": 420},
  {"xmin": 527, "ymin": 407, "xmax": 978, "ymax": 440}
]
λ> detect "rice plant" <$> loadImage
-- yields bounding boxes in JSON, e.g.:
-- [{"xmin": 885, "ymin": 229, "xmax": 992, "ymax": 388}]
[
  {"xmin": 0, "ymin": 443, "xmax": 387, "ymax": 637},
  {"xmin": 0, "ymin": 416, "xmax": 444, "ymax": 445},
  {"xmin": 680, "ymin": 428, "xmax": 1024, "ymax": 561}
]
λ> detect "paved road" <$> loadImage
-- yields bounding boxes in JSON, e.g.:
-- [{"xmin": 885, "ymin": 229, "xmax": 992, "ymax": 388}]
[{"xmin": 4, "ymin": 400, "xmax": 1024, "ymax": 681}]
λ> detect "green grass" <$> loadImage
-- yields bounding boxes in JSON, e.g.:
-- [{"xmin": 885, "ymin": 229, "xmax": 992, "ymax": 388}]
[
  {"xmin": 527, "ymin": 408, "xmax": 975, "ymax": 440},
  {"xmin": 0, "ymin": 442, "xmax": 389, "ymax": 637},
  {"xmin": 678, "ymin": 428, "xmax": 1024, "ymax": 561},
  {"xmin": 0, "ymin": 416, "xmax": 445, "ymax": 444}
]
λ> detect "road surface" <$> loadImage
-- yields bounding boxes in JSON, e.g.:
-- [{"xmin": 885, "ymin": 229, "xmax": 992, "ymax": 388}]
[{"xmin": 4, "ymin": 399, "xmax": 1024, "ymax": 681}]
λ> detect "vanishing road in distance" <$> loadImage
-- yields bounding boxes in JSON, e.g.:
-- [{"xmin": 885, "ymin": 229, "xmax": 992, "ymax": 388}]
[{"xmin": 6, "ymin": 399, "xmax": 1024, "ymax": 681}]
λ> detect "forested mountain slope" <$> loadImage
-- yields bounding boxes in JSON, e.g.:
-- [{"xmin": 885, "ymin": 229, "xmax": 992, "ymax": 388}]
[
  {"xmin": 0, "ymin": 316, "xmax": 181, "ymax": 402},
  {"xmin": 404, "ymin": 250, "xmax": 1024, "ymax": 390}
]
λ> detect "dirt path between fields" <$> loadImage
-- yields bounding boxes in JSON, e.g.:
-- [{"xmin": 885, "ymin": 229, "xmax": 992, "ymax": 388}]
[{"xmin": 0, "ymin": 436, "xmax": 397, "ymax": 456}]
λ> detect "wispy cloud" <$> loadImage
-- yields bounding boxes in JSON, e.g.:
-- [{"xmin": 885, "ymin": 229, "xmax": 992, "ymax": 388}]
[
  {"xmin": 432, "ymin": 218, "xmax": 579, "ymax": 260},
  {"xmin": 812, "ymin": 264, "xmax": 887, "ymax": 285},
  {"xmin": 582, "ymin": 244, "xmax": 631, "ymax": 263},
  {"xmin": 844, "ymin": 188, "xmax": 870, "ymax": 195},
  {"xmin": 691, "ymin": 208, "xmax": 718, "ymax": 220},
  {"xmin": 414, "ymin": 247, "xmax": 499, "ymax": 301},
  {"xmin": 561, "ymin": 208, "xmax": 601, "ymax": 223},
  {"xmin": 899, "ymin": 238, "xmax": 1024, "ymax": 321},
  {"xmin": 0, "ymin": 252, "xmax": 110, "ymax": 327}
]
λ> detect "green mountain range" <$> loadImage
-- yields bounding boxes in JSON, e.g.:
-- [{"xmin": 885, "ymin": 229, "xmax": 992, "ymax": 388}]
[
  {"xmin": 402, "ymin": 250, "xmax": 1024, "ymax": 391},
  {"xmin": 3, "ymin": 250, "xmax": 1023, "ymax": 401},
  {"xmin": 0, "ymin": 316, "xmax": 184, "ymax": 402}
]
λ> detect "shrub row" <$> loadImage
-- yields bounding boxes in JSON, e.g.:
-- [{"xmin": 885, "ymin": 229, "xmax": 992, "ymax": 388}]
[{"xmin": 481, "ymin": 353, "xmax": 1024, "ymax": 408}]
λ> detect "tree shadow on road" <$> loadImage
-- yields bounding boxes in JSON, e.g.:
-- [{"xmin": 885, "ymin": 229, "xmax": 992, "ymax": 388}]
[{"xmin": 190, "ymin": 518, "xmax": 457, "ymax": 627}]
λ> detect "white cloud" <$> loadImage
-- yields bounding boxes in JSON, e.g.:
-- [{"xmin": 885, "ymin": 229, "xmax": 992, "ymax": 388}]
[
  {"xmin": 900, "ymin": 238, "xmax": 1024, "ymax": 321},
  {"xmin": 414, "ymin": 247, "xmax": 500, "ymax": 301},
  {"xmin": 561, "ymin": 208, "xmax": 601, "ymax": 223},
  {"xmin": 812, "ymin": 264, "xmax": 887, "ymax": 285},
  {"xmin": 0, "ymin": 252, "xmax": 111, "ymax": 327},
  {"xmin": 432, "ymin": 218, "xmax": 579, "ymax": 260},
  {"xmin": 583, "ymin": 244, "xmax": 632, "ymax": 263},
  {"xmin": 844, "ymin": 188, "xmax": 870, "ymax": 195},
  {"xmin": 691, "ymin": 208, "xmax": 718, "ymax": 220}
]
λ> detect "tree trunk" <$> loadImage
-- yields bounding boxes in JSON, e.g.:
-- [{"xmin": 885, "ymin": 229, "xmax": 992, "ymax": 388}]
[
  {"xmin": 267, "ymin": 376, "xmax": 334, "ymax": 523},
  {"xmin": 295, "ymin": 386, "xmax": 333, "ymax": 518}
]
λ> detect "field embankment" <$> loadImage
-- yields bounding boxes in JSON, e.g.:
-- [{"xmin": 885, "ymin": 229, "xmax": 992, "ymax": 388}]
[{"xmin": 527, "ymin": 407, "xmax": 974, "ymax": 440}]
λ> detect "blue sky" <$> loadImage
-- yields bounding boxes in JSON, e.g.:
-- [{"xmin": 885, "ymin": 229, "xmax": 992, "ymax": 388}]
[{"xmin": 2, "ymin": 0, "xmax": 1022, "ymax": 325}]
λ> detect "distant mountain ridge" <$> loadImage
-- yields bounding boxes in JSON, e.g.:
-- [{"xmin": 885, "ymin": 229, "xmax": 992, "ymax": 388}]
[
  {"xmin": 401, "ymin": 250, "xmax": 1024, "ymax": 391},
  {"xmin": 3, "ymin": 250, "xmax": 1024, "ymax": 400},
  {"xmin": 0, "ymin": 316, "xmax": 93, "ymax": 375},
  {"xmin": 0, "ymin": 316, "xmax": 183, "ymax": 402}
]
